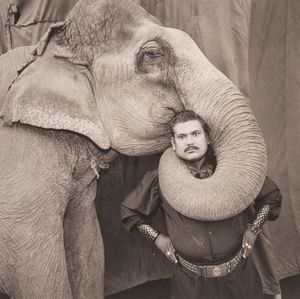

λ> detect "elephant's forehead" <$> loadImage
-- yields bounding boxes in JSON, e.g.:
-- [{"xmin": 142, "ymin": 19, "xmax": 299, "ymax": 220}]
[
  {"xmin": 120, "ymin": 21, "xmax": 196, "ymax": 52},
  {"xmin": 66, "ymin": 0, "xmax": 202, "ymax": 65},
  {"xmin": 66, "ymin": 0, "xmax": 159, "ymax": 44}
]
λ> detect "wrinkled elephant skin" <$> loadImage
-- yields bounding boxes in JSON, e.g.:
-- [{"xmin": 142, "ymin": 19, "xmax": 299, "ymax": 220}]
[{"xmin": 0, "ymin": 0, "xmax": 266, "ymax": 298}]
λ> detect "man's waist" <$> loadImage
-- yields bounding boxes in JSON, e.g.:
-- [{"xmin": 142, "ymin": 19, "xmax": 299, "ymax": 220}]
[
  {"xmin": 173, "ymin": 241, "xmax": 242, "ymax": 265},
  {"xmin": 164, "ymin": 213, "xmax": 246, "ymax": 261},
  {"xmin": 176, "ymin": 248, "xmax": 244, "ymax": 278}
]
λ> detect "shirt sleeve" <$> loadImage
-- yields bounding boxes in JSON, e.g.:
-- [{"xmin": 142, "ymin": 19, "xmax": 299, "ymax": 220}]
[
  {"xmin": 253, "ymin": 176, "xmax": 282, "ymax": 220},
  {"xmin": 121, "ymin": 169, "xmax": 161, "ymax": 232}
]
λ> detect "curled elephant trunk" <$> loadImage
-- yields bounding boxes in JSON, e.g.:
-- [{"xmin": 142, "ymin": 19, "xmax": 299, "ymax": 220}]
[{"xmin": 159, "ymin": 53, "xmax": 267, "ymax": 221}]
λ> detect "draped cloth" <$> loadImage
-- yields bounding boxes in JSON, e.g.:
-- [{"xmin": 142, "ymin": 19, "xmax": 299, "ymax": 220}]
[
  {"xmin": 0, "ymin": 0, "xmax": 78, "ymax": 54},
  {"xmin": 0, "ymin": 0, "xmax": 299, "ymax": 296},
  {"xmin": 249, "ymin": 0, "xmax": 300, "ymax": 284}
]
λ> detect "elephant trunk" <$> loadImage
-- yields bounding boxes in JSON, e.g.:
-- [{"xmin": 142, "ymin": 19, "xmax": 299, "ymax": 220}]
[{"xmin": 159, "ymin": 56, "xmax": 267, "ymax": 221}]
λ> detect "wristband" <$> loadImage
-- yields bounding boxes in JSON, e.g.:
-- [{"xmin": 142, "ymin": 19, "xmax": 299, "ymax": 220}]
[
  {"xmin": 250, "ymin": 205, "xmax": 270, "ymax": 235},
  {"xmin": 137, "ymin": 224, "xmax": 159, "ymax": 242}
]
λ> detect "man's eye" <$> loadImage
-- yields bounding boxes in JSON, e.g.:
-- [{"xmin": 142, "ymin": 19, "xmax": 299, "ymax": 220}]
[
  {"xmin": 177, "ymin": 136, "xmax": 184, "ymax": 139},
  {"xmin": 193, "ymin": 132, "xmax": 200, "ymax": 136}
]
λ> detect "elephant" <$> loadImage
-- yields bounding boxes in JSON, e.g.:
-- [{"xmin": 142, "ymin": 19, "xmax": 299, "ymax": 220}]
[{"xmin": 0, "ymin": 0, "xmax": 267, "ymax": 298}]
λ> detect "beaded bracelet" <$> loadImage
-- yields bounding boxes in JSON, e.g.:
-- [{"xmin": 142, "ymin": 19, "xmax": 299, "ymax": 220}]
[
  {"xmin": 250, "ymin": 205, "xmax": 270, "ymax": 235},
  {"xmin": 137, "ymin": 223, "xmax": 159, "ymax": 242}
]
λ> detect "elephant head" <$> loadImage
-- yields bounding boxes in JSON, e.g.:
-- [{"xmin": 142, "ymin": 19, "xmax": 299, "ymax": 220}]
[{"xmin": 1, "ymin": 0, "xmax": 266, "ymax": 220}]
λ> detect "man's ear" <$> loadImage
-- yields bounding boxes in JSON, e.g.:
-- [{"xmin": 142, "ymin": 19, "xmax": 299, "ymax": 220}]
[
  {"xmin": 0, "ymin": 55, "xmax": 110, "ymax": 149},
  {"xmin": 205, "ymin": 134, "xmax": 210, "ymax": 145},
  {"xmin": 171, "ymin": 137, "xmax": 176, "ymax": 150}
]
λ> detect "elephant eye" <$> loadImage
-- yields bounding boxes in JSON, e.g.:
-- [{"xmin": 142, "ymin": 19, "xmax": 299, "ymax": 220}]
[
  {"xmin": 144, "ymin": 47, "xmax": 164, "ymax": 58},
  {"xmin": 136, "ymin": 39, "xmax": 176, "ymax": 82},
  {"xmin": 139, "ymin": 41, "xmax": 164, "ymax": 62}
]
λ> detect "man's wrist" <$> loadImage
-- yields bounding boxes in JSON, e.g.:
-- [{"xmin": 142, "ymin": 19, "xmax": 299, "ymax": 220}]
[
  {"xmin": 136, "ymin": 223, "xmax": 160, "ymax": 242},
  {"xmin": 250, "ymin": 204, "xmax": 271, "ymax": 235},
  {"xmin": 249, "ymin": 224, "xmax": 261, "ymax": 236}
]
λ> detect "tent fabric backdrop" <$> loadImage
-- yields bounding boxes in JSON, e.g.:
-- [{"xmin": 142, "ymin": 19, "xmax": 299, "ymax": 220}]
[
  {"xmin": 0, "ymin": 0, "xmax": 299, "ymax": 296},
  {"xmin": 0, "ymin": 0, "xmax": 78, "ymax": 54},
  {"xmin": 249, "ymin": 0, "xmax": 300, "ymax": 282}
]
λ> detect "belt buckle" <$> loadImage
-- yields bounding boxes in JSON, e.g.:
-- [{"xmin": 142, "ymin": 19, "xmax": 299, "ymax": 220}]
[
  {"xmin": 206, "ymin": 265, "xmax": 223, "ymax": 277},
  {"xmin": 212, "ymin": 266, "xmax": 222, "ymax": 277},
  {"xmin": 196, "ymin": 265, "xmax": 222, "ymax": 277},
  {"xmin": 196, "ymin": 265, "xmax": 223, "ymax": 278}
]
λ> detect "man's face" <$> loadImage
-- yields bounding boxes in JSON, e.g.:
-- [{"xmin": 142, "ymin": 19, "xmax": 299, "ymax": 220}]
[{"xmin": 171, "ymin": 120, "xmax": 209, "ymax": 161}]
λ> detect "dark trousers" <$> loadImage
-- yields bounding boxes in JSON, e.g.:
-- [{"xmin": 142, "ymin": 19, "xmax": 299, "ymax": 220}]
[{"xmin": 171, "ymin": 257, "xmax": 264, "ymax": 299}]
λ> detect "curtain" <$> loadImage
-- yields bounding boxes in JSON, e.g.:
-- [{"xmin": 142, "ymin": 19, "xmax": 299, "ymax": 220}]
[
  {"xmin": 0, "ymin": 0, "xmax": 78, "ymax": 54},
  {"xmin": 249, "ymin": 0, "xmax": 300, "ymax": 281}
]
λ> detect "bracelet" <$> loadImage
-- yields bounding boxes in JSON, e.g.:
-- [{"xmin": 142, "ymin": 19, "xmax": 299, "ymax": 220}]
[
  {"xmin": 136, "ymin": 224, "xmax": 159, "ymax": 242},
  {"xmin": 250, "ymin": 205, "xmax": 270, "ymax": 235}
]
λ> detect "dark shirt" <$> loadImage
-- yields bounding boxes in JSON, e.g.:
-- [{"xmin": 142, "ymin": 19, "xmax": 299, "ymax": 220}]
[{"xmin": 121, "ymin": 161, "xmax": 282, "ymax": 263}]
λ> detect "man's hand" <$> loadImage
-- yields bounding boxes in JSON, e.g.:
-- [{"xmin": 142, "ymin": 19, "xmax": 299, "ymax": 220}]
[
  {"xmin": 154, "ymin": 234, "xmax": 178, "ymax": 263},
  {"xmin": 242, "ymin": 225, "xmax": 258, "ymax": 258}
]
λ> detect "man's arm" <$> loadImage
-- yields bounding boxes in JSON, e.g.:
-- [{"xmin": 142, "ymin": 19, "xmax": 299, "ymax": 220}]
[
  {"xmin": 242, "ymin": 176, "xmax": 282, "ymax": 258},
  {"xmin": 251, "ymin": 176, "xmax": 282, "ymax": 233},
  {"xmin": 121, "ymin": 170, "xmax": 177, "ymax": 263},
  {"xmin": 135, "ymin": 224, "xmax": 159, "ymax": 242},
  {"xmin": 121, "ymin": 169, "xmax": 160, "ymax": 232},
  {"xmin": 135, "ymin": 223, "xmax": 177, "ymax": 263},
  {"xmin": 253, "ymin": 176, "xmax": 282, "ymax": 221}
]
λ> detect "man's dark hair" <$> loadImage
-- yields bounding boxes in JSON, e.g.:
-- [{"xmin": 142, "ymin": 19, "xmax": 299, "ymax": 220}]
[
  {"xmin": 170, "ymin": 110, "xmax": 210, "ymax": 138},
  {"xmin": 170, "ymin": 110, "xmax": 216, "ymax": 169}
]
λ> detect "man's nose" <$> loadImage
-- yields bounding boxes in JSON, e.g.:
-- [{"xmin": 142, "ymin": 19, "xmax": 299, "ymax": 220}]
[{"xmin": 186, "ymin": 135, "xmax": 194, "ymax": 144}]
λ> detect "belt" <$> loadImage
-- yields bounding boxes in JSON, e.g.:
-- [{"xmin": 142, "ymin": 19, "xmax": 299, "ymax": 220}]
[{"xmin": 177, "ymin": 249, "xmax": 244, "ymax": 278}]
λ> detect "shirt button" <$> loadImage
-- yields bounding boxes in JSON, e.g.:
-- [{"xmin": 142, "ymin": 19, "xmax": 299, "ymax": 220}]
[{"xmin": 208, "ymin": 231, "xmax": 213, "ymax": 235}]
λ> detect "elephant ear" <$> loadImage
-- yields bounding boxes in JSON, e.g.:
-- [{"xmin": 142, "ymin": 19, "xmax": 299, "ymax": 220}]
[
  {"xmin": 0, "ymin": 54, "xmax": 110, "ymax": 149},
  {"xmin": 0, "ymin": 46, "xmax": 35, "ymax": 110}
]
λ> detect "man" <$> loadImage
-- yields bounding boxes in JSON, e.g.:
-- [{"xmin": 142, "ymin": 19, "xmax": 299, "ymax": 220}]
[{"xmin": 121, "ymin": 110, "xmax": 282, "ymax": 299}]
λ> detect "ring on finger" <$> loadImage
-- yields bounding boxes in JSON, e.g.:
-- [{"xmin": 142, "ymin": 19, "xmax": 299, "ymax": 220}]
[{"xmin": 166, "ymin": 251, "xmax": 171, "ymax": 256}]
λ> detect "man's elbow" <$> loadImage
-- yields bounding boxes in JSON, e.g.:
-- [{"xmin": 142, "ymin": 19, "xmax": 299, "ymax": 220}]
[{"xmin": 268, "ymin": 191, "xmax": 283, "ymax": 221}]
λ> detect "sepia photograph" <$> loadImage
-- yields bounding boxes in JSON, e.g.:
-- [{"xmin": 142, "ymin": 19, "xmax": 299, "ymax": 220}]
[{"xmin": 0, "ymin": 0, "xmax": 299, "ymax": 298}]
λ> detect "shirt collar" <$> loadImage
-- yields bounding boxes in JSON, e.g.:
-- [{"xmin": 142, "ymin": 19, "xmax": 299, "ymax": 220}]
[{"xmin": 186, "ymin": 156, "xmax": 214, "ymax": 179}]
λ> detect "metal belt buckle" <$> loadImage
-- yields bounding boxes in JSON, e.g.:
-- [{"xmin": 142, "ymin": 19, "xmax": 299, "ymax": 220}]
[
  {"xmin": 212, "ymin": 266, "xmax": 222, "ymax": 277},
  {"xmin": 206, "ymin": 265, "xmax": 224, "ymax": 277}
]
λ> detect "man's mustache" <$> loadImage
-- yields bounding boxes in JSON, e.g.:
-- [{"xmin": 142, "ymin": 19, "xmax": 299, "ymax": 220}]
[{"xmin": 184, "ymin": 145, "xmax": 199, "ymax": 152}]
